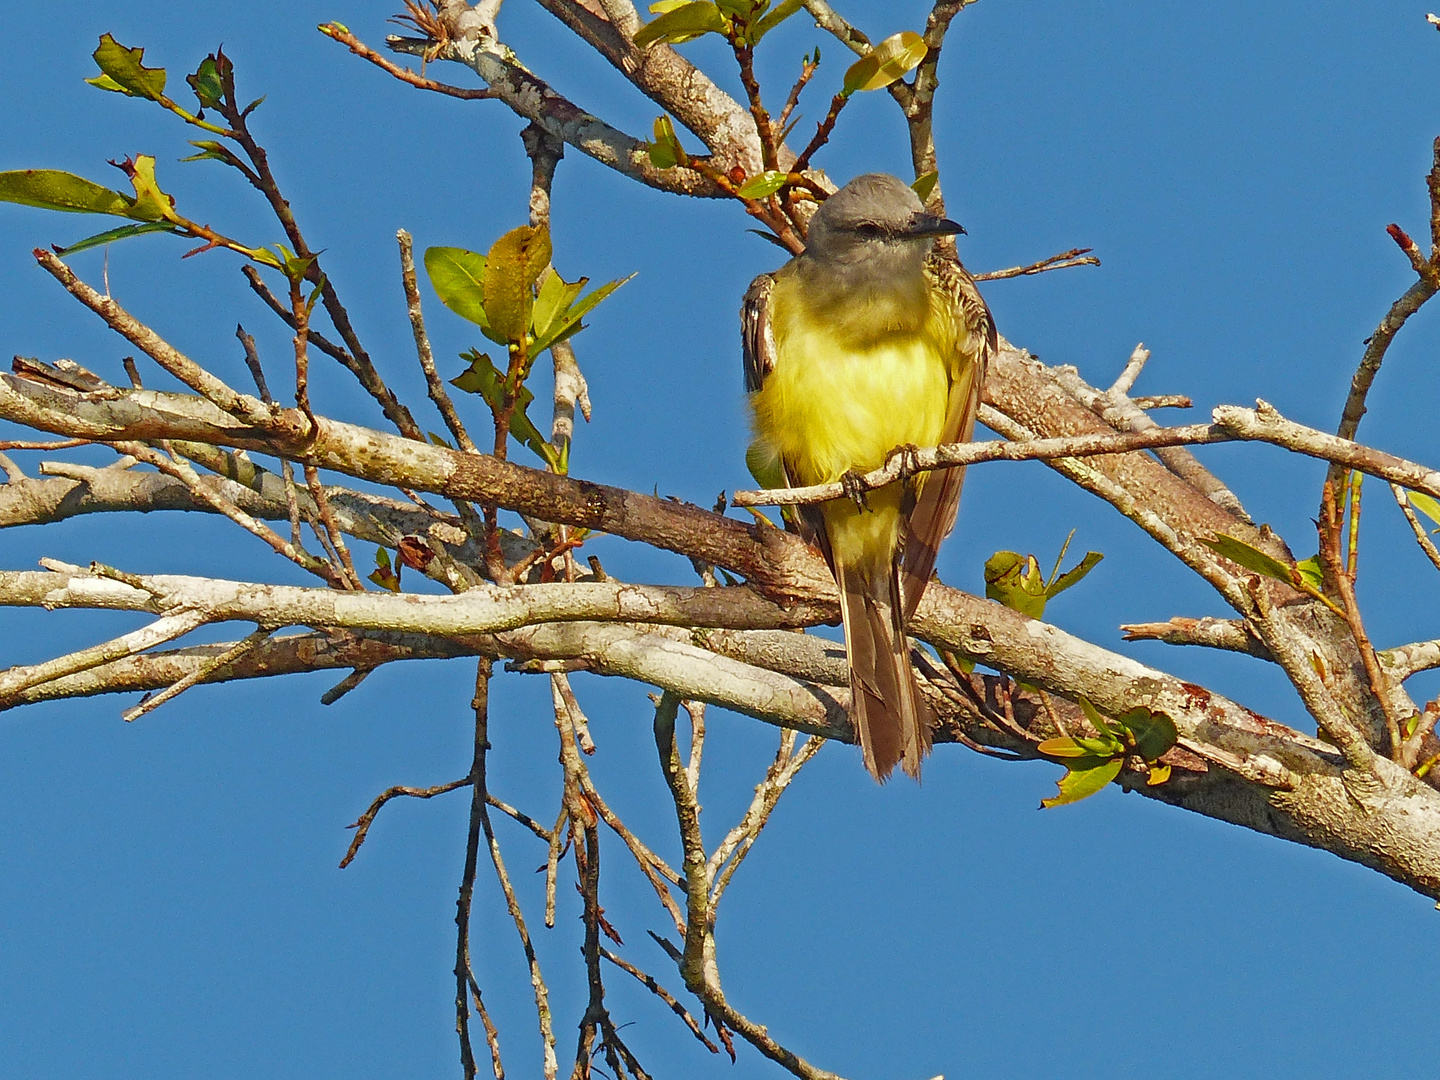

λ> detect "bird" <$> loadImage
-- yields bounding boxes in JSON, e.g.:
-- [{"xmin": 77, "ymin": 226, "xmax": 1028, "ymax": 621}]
[{"xmin": 741, "ymin": 173, "xmax": 996, "ymax": 781}]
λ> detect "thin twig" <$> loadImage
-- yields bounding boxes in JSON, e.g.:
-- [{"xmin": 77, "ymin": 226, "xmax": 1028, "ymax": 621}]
[
  {"xmin": 973, "ymin": 247, "xmax": 1100, "ymax": 282},
  {"xmin": 600, "ymin": 948, "xmax": 720, "ymax": 1054},
  {"xmin": 1319, "ymin": 479, "xmax": 1402, "ymax": 757},
  {"xmin": 112, "ymin": 440, "xmax": 339, "ymax": 585},
  {"xmin": 398, "ymin": 229, "xmax": 478, "ymax": 453},
  {"xmin": 340, "ymin": 776, "xmax": 472, "ymax": 868},
  {"xmin": 121, "ymin": 626, "xmax": 271, "ymax": 721},
  {"xmin": 468, "ymin": 658, "xmax": 558, "ymax": 1080},
  {"xmin": 1391, "ymin": 482, "xmax": 1440, "ymax": 572},
  {"xmin": 0, "ymin": 607, "xmax": 210, "ymax": 707},
  {"xmin": 303, "ymin": 463, "xmax": 363, "ymax": 588},
  {"xmin": 1109, "ymin": 342, "xmax": 1150, "ymax": 395},
  {"xmin": 323, "ymin": 20, "xmax": 495, "ymax": 98}
]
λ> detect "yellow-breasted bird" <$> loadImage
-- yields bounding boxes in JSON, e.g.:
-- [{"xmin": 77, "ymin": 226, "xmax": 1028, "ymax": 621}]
[{"xmin": 742, "ymin": 173, "xmax": 995, "ymax": 781}]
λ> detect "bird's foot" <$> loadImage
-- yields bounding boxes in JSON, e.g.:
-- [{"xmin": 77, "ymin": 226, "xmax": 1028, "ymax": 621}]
[
  {"xmin": 840, "ymin": 469, "xmax": 871, "ymax": 512},
  {"xmin": 886, "ymin": 443, "xmax": 924, "ymax": 481}
]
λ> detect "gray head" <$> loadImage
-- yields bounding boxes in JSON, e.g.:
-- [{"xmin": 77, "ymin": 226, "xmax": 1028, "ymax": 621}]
[{"xmin": 803, "ymin": 173, "xmax": 963, "ymax": 269}]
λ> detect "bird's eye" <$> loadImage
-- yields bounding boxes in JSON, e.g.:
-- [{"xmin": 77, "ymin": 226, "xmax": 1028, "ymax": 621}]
[{"xmin": 856, "ymin": 223, "xmax": 883, "ymax": 239}]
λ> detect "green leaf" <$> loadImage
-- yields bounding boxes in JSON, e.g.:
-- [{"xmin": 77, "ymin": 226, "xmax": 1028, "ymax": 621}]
[
  {"xmin": 910, "ymin": 170, "xmax": 939, "ymax": 202},
  {"xmin": 1408, "ymin": 490, "xmax": 1440, "ymax": 531},
  {"xmin": 424, "ymin": 246, "xmax": 497, "ymax": 338},
  {"xmin": 984, "ymin": 550, "xmax": 1048, "ymax": 619},
  {"xmin": 1147, "ymin": 762, "xmax": 1172, "ymax": 786},
  {"xmin": 369, "ymin": 545, "xmax": 401, "ymax": 592},
  {"xmin": 180, "ymin": 140, "xmax": 244, "ymax": 168},
  {"xmin": 1041, "ymin": 755, "xmax": 1123, "ymax": 808},
  {"xmin": 1198, "ymin": 534, "xmax": 1297, "ymax": 585},
  {"xmin": 841, "ymin": 30, "xmax": 927, "ymax": 95},
  {"xmin": 1114, "ymin": 707, "xmax": 1177, "ymax": 762},
  {"xmin": 187, "ymin": 55, "xmax": 224, "ymax": 108},
  {"xmin": 426, "ymin": 432, "xmax": 454, "ymax": 449},
  {"xmin": 633, "ymin": 1, "xmax": 728, "ymax": 47},
  {"xmin": 648, "ymin": 114, "xmax": 685, "ymax": 169},
  {"xmin": 1295, "ymin": 554, "xmax": 1324, "ymax": 591},
  {"xmin": 1045, "ymin": 551, "xmax": 1103, "ymax": 600},
  {"xmin": 90, "ymin": 34, "xmax": 167, "ymax": 100},
  {"xmin": 86, "ymin": 74, "xmax": 129, "ymax": 94},
  {"xmin": 1075, "ymin": 696, "xmax": 1123, "ymax": 744},
  {"xmin": 450, "ymin": 349, "xmax": 557, "ymax": 467},
  {"xmin": 751, "ymin": 0, "xmax": 803, "ymax": 41},
  {"xmin": 483, "ymin": 224, "xmax": 552, "ymax": 344},
  {"xmin": 116, "ymin": 155, "xmax": 178, "ymax": 223},
  {"xmin": 1037, "ymin": 736, "xmax": 1124, "ymax": 759},
  {"xmin": 530, "ymin": 272, "xmax": 636, "ymax": 357},
  {"xmin": 52, "ymin": 220, "xmax": 179, "ymax": 255},
  {"xmin": 714, "ymin": 0, "xmax": 759, "ymax": 16},
  {"xmin": 531, "ymin": 267, "xmax": 582, "ymax": 344},
  {"xmin": 736, "ymin": 170, "xmax": 789, "ymax": 199},
  {"xmin": 0, "ymin": 170, "xmax": 138, "ymax": 217}
]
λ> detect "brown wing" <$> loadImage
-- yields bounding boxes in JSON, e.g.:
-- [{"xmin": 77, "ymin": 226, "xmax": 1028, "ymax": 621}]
[
  {"xmin": 741, "ymin": 270, "xmax": 830, "ymax": 554},
  {"xmin": 741, "ymin": 273, "xmax": 776, "ymax": 394},
  {"xmin": 899, "ymin": 255, "xmax": 997, "ymax": 619}
]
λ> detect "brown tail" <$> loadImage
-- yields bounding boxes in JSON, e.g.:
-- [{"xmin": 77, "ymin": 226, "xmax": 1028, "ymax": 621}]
[{"xmin": 835, "ymin": 558, "xmax": 934, "ymax": 781}]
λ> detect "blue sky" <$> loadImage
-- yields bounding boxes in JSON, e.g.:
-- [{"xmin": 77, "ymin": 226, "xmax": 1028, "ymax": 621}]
[{"xmin": 2, "ymin": 2, "xmax": 1439, "ymax": 1078}]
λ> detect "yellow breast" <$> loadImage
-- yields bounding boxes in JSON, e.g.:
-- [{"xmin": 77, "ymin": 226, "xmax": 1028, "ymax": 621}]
[{"xmin": 750, "ymin": 269, "xmax": 954, "ymax": 488}]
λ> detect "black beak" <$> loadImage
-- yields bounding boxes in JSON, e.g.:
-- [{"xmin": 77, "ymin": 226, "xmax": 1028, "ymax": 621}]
[{"xmin": 908, "ymin": 214, "xmax": 965, "ymax": 238}]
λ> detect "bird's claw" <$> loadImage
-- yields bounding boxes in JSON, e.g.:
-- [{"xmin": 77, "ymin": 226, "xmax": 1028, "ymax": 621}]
[
  {"xmin": 887, "ymin": 443, "xmax": 923, "ymax": 481},
  {"xmin": 841, "ymin": 469, "xmax": 871, "ymax": 512}
]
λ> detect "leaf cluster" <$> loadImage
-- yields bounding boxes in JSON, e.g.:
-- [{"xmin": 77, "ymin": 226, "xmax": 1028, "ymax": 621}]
[
  {"xmin": 983, "ymin": 531, "xmax": 1103, "ymax": 621},
  {"xmin": 425, "ymin": 229, "xmax": 632, "ymax": 469},
  {"xmin": 0, "ymin": 35, "xmax": 306, "ymax": 276},
  {"xmin": 634, "ymin": 0, "xmax": 804, "ymax": 49},
  {"xmin": 1037, "ymin": 698, "xmax": 1178, "ymax": 808}
]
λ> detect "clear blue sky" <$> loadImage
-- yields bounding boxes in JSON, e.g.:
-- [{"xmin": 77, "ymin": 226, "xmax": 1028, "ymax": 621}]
[{"xmin": 2, "ymin": 2, "xmax": 1439, "ymax": 1078}]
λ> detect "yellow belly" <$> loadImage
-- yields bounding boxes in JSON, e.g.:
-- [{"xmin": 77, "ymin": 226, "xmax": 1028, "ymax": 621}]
[{"xmin": 750, "ymin": 272, "xmax": 952, "ymax": 572}]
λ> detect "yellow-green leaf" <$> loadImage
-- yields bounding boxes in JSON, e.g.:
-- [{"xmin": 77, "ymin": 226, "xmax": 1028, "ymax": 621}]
[
  {"xmin": 841, "ymin": 31, "xmax": 927, "ymax": 95},
  {"xmin": 1147, "ymin": 762, "xmax": 1172, "ymax": 786},
  {"xmin": 1295, "ymin": 554, "xmax": 1324, "ymax": 591},
  {"xmin": 1041, "ymin": 755, "xmax": 1123, "ymax": 808},
  {"xmin": 424, "ymin": 247, "xmax": 496, "ymax": 337},
  {"xmin": 117, "ymin": 155, "xmax": 178, "ymax": 223},
  {"xmin": 52, "ymin": 221, "xmax": 179, "ymax": 255},
  {"xmin": 746, "ymin": 438, "xmax": 787, "ymax": 491},
  {"xmin": 1408, "ymin": 490, "xmax": 1440, "ymax": 531},
  {"xmin": 450, "ymin": 350, "xmax": 557, "ymax": 467},
  {"xmin": 483, "ymin": 224, "xmax": 551, "ymax": 345},
  {"xmin": 529, "ymin": 272, "xmax": 635, "ymax": 357},
  {"xmin": 0, "ymin": 170, "xmax": 138, "ymax": 217},
  {"xmin": 751, "ymin": 0, "xmax": 803, "ymax": 42},
  {"xmin": 633, "ymin": 1, "xmax": 728, "ymax": 48},
  {"xmin": 1115, "ymin": 707, "xmax": 1177, "ymax": 762},
  {"xmin": 910, "ymin": 170, "xmax": 939, "ymax": 202},
  {"xmin": 1046, "ymin": 551, "xmax": 1103, "ymax": 600},
  {"xmin": 90, "ymin": 34, "xmax": 168, "ymax": 100},
  {"xmin": 1037, "ymin": 736, "xmax": 1122, "ymax": 759},
  {"xmin": 736, "ymin": 170, "xmax": 789, "ymax": 199},
  {"xmin": 984, "ymin": 550, "xmax": 1048, "ymax": 619},
  {"xmin": 1076, "ymin": 696, "xmax": 1123, "ymax": 744},
  {"xmin": 187, "ymin": 55, "xmax": 225, "ymax": 109},
  {"xmin": 1198, "ymin": 534, "xmax": 1297, "ymax": 585},
  {"xmin": 648, "ymin": 115, "xmax": 685, "ymax": 169}
]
